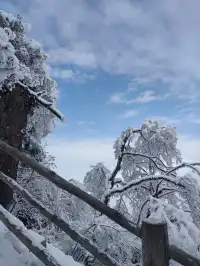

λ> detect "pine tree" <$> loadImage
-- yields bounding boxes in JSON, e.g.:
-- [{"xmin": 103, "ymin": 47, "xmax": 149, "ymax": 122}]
[{"xmin": 0, "ymin": 10, "xmax": 63, "ymax": 208}]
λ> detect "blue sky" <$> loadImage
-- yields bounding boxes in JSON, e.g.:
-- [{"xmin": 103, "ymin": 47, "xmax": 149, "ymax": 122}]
[{"xmin": 2, "ymin": 0, "xmax": 200, "ymax": 180}]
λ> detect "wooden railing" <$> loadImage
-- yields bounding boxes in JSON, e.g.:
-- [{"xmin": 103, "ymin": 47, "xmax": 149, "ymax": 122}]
[{"xmin": 0, "ymin": 139, "xmax": 199, "ymax": 266}]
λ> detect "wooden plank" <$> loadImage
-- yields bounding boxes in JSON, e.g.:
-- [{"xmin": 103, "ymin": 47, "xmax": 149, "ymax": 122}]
[
  {"xmin": 0, "ymin": 139, "xmax": 140, "ymax": 237},
  {"xmin": 142, "ymin": 221, "xmax": 169, "ymax": 266},
  {"xmin": 0, "ymin": 171, "xmax": 120, "ymax": 266},
  {"xmin": 0, "ymin": 205, "xmax": 62, "ymax": 266}
]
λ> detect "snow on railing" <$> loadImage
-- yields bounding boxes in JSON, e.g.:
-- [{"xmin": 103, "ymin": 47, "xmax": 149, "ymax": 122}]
[{"xmin": 0, "ymin": 204, "xmax": 63, "ymax": 266}]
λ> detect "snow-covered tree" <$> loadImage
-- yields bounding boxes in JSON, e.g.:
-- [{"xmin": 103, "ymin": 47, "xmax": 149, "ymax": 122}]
[
  {"xmin": 84, "ymin": 163, "xmax": 111, "ymax": 200},
  {"xmin": 53, "ymin": 167, "xmax": 141, "ymax": 266},
  {"xmin": 63, "ymin": 120, "xmax": 199, "ymax": 265},
  {"xmin": 0, "ymin": 10, "xmax": 63, "ymax": 208},
  {"xmin": 103, "ymin": 121, "xmax": 183, "ymax": 220}
]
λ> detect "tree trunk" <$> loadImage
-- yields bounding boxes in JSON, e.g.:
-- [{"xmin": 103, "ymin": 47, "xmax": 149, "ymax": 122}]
[{"xmin": 0, "ymin": 87, "xmax": 30, "ymax": 208}]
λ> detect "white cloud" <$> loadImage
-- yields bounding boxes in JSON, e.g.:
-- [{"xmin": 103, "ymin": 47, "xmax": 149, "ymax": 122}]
[
  {"xmin": 49, "ymin": 49, "xmax": 97, "ymax": 68},
  {"xmin": 128, "ymin": 90, "xmax": 170, "ymax": 104},
  {"xmin": 77, "ymin": 121, "xmax": 95, "ymax": 126},
  {"xmin": 178, "ymin": 135, "xmax": 200, "ymax": 162},
  {"xmin": 77, "ymin": 121, "xmax": 85, "ymax": 125},
  {"xmin": 109, "ymin": 90, "xmax": 169, "ymax": 105},
  {"xmin": 127, "ymin": 82, "xmax": 138, "ymax": 92},
  {"xmin": 51, "ymin": 67, "xmax": 95, "ymax": 82},
  {"xmin": 9, "ymin": 0, "xmax": 200, "ymax": 99},
  {"xmin": 191, "ymin": 118, "xmax": 200, "ymax": 124},
  {"xmin": 147, "ymin": 116, "xmax": 181, "ymax": 126},
  {"xmin": 47, "ymin": 134, "xmax": 200, "ymax": 182},
  {"xmin": 174, "ymin": 110, "xmax": 200, "ymax": 125},
  {"xmin": 184, "ymin": 113, "xmax": 200, "ymax": 124},
  {"xmin": 53, "ymin": 69, "xmax": 74, "ymax": 79},
  {"xmin": 109, "ymin": 93, "xmax": 125, "ymax": 104},
  {"xmin": 120, "ymin": 109, "xmax": 138, "ymax": 119}
]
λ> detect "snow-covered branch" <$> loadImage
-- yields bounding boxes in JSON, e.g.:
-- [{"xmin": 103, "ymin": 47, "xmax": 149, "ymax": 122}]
[
  {"xmin": 103, "ymin": 175, "xmax": 184, "ymax": 202},
  {"xmin": 107, "ymin": 133, "xmax": 130, "ymax": 190},
  {"xmin": 107, "ymin": 129, "xmax": 146, "ymax": 190},
  {"xmin": 17, "ymin": 81, "xmax": 65, "ymax": 121},
  {"xmin": 166, "ymin": 162, "xmax": 200, "ymax": 176},
  {"xmin": 122, "ymin": 152, "xmax": 169, "ymax": 171}
]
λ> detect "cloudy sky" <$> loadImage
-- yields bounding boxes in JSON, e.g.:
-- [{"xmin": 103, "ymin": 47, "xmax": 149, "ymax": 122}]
[{"xmin": 2, "ymin": 0, "xmax": 200, "ymax": 180}]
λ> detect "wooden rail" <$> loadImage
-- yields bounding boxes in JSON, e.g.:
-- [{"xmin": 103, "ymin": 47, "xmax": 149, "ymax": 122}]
[
  {"xmin": 0, "ymin": 139, "xmax": 200, "ymax": 266},
  {"xmin": 0, "ymin": 205, "xmax": 62, "ymax": 266}
]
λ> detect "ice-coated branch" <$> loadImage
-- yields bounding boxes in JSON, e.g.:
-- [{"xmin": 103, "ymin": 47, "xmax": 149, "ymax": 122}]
[
  {"xmin": 122, "ymin": 152, "xmax": 170, "ymax": 173},
  {"xmin": 107, "ymin": 129, "xmax": 144, "ymax": 189},
  {"xmin": 0, "ymin": 171, "xmax": 120, "ymax": 266},
  {"xmin": 136, "ymin": 199, "xmax": 150, "ymax": 226},
  {"xmin": 0, "ymin": 205, "xmax": 62, "ymax": 266},
  {"xmin": 166, "ymin": 162, "xmax": 200, "ymax": 176},
  {"xmin": 17, "ymin": 81, "xmax": 65, "ymax": 121},
  {"xmin": 107, "ymin": 133, "xmax": 130, "ymax": 191},
  {"xmin": 136, "ymin": 185, "xmax": 177, "ymax": 227},
  {"xmin": 72, "ymin": 223, "xmax": 97, "ymax": 258},
  {"xmin": 103, "ymin": 175, "xmax": 185, "ymax": 202},
  {"xmin": 158, "ymin": 189, "xmax": 178, "ymax": 198}
]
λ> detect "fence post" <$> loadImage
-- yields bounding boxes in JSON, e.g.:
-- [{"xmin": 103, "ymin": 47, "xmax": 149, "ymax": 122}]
[{"xmin": 141, "ymin": 221, "xmax": 169, "ymax": 266}]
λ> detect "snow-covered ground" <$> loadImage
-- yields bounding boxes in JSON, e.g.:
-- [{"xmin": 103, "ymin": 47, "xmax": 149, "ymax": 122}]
[{"xmin": 0, "ymin": 220, "xmax": 81, "ymax": 266}]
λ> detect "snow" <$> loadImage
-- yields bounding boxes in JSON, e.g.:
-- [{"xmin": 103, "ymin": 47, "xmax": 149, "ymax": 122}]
[
  {"xmin": 148, "ymin": 197, "xmax": 200, "ymax": 259},
  {"xmin": 48, "ymin": 244, "xmax": 81, "ymax": 266},
  {"xmin": 0, "ymin": 218, "xmax": 81, "ymax": 266},
  {"xmin": 0, "ymin": 26, "xmax": 19, "ymax": 84}
]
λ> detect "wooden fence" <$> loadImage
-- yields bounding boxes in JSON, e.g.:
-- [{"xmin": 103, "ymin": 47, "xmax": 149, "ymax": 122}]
[{"xmin": 0, "ymin": 139, "xmax": 199, "ymax": 266}]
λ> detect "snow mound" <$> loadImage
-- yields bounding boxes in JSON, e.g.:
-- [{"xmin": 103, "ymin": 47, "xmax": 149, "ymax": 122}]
[{"xmin": 0, "ymin": 220, "xmax": 81, "ymax": 266}]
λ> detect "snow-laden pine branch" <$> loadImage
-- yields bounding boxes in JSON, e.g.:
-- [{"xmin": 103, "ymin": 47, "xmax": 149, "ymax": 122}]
[{"xmin": 17, "ymin": 81, "xmax": 65, "ymax": 121}]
